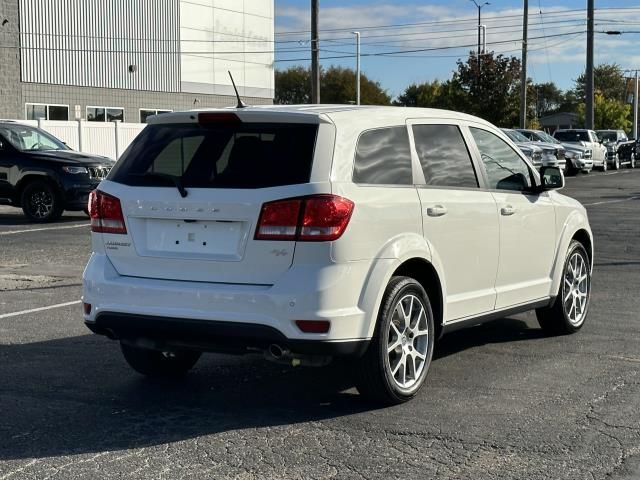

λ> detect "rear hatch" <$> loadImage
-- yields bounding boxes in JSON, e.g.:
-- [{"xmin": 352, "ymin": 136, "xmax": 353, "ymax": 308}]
[{"xmin": 95, "ymin": 112, "xmax": 325, "ymax": 285}]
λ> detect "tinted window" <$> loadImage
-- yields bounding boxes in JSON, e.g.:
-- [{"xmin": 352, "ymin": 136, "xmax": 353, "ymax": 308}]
[
  {"xmin": 353, "ymin": 126, "xmax": 412, "ymax": 185},
  {"xmin": 412, "ymin": 124, "xmax": 478, "ymax": 188},
  {"xmin": 470, "ymin": 127, "xmax": 533, "ymax": 192},
  {"xmin": 554, "ymin": 131, "xmax": 590, "ymax": 142},
  {"xmin": 110, "ymin": 123, "xmax": 318, "ymax": 189}
]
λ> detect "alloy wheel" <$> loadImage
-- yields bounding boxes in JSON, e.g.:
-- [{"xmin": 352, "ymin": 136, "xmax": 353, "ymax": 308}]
[
  {"xmin": 386, "ymin": 294, "xmax": 430, "ymax": 390},
  {"xmin": 562, "ymin": 252, "xmax": 590, "ymax": 326},
  {"xmin": 27, "ymin": 189, "xmax": 54, "ymax": 219}
]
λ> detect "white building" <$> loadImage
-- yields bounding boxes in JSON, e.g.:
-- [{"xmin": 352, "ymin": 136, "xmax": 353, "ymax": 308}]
[{"xmin": 0, "ymin": 0, "xmax": 274, "ymax": 122}]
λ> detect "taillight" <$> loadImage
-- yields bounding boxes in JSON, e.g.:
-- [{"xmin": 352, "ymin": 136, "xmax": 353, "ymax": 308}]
[
  {"xmin": 88, "ymin": 190, "xmax": 127, "ymax": 234},
  {"xmin": 255, "ymin": 195, "xmax": 354, "ymax": 242}
]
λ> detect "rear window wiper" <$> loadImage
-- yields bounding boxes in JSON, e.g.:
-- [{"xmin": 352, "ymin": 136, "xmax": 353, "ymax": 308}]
[{"xmin": 131, "ymin": 172, "xmax": 188, "ymax": 198}]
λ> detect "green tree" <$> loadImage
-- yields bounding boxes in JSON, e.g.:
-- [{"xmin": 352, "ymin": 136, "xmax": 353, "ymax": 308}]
[
  {"xmin": 394, "ymin": 81, "xmax": 443, "ymax": 107},
  {"xmin": 532, "ymin": 82, "xmax": 565, "ymax": 117},
  {"xmin": 577, "ymin": 92, "xmax": 631, "ymax": 130},
  {"xmin": 274, "ymin": 66, "xmax": 391, "ymax": 105},
  {"xmin": 574, "ymin": 64, "xmax": 627, "ymax": 103},
  {"xmin": 274, "ymin": 66, "xmax": 311, "ymax": 104},
  {"xmin": 451, "ymin": 53, "xmax": 523, "ymax": 126}
]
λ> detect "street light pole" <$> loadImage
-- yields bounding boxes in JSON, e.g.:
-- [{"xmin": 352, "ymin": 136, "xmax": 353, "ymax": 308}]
[
  {"xmin": 352, "ymin": 31, "xmax": 361, "ymax": 105},
  {"xmin": 634, "ymin": 70, "xmax": 639, "ymax": 139},
  {"xmin": 470, "ymin": 1, "xmax": 490, "ymax": 80},
  {"xmin": 519, "ymin": 0, "xmax": 528, "ymax": 129}
]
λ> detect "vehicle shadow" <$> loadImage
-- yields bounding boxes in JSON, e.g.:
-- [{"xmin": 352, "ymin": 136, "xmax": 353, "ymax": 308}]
[
  {"xmin": 0, "ymin": 212, "xmax": 88, "ymax": 226},
  {"xmin": 0, "ymin": 318, "xmax": 546, "ymax": 461},
  {"xmin": 434, "ymin": 317, "xmax": 546, "ymax": 360},
  {"xmin": 0, "ymin": 334, "xmax": 369, "ymax": 461}
]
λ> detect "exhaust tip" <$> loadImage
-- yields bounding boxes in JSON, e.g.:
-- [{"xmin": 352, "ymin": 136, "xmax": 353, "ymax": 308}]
[{"xmin": 268, "ymin": 344, "xmax": 285, "ymax": 359}]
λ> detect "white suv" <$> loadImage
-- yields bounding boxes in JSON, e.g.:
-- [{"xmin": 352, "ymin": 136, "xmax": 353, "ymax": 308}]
[{"xmin": 83, "ymin": 106, "xmax": 593, "ymax": 404}]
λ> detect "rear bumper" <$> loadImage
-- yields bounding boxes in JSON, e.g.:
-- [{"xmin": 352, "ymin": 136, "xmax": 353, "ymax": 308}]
[
  {"xmin": 86, "ymin": 313, "xmax": 369, "ymax": 357},
  {"xmin": 83, "ymin": 253, "xmax": 375, "ymax": 347}
]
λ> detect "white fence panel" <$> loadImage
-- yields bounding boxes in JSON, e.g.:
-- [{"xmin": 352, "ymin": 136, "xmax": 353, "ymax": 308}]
[
  {"xmin": 6, "ymin": 119, "xmax": 147, "ymax": 160},
  {"xmin": 39, "ymin": 120, "xmax": 81, "ymax": 151},
  {"xmin": 116, "ymin": 123, "xmax": 146, "ymax": 158},
  {"xmin": 80, "ymin": 122, "xmax": 117, "ymax": 159}
]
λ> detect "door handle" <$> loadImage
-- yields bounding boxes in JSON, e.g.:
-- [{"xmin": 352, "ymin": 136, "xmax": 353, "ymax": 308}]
[
  {"xmin": 426, "ymin": 205, "xmax": 448, "ymax": 217},
  {"xmin": 500, "ymin": 205, "xmax": 516, "ymax": 216}
]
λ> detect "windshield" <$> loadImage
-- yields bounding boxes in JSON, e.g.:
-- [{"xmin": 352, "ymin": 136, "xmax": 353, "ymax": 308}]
[
  {"xmin": 110, "ymin": 122, "xmax": 318, "ymax": 189},
  {"xmin": 554, "ymin": 131, "xmax": 590, "ymax": 142},
  {"xmin": 503, "ymin": 129, "xmax": 530, "ymax": 143},
  {"xmin": 595, "ymin": 131, "xmax": 618, "ymax": 143},
  {"xmin": 0, "ymin": 124, "xmax": 68, "ymax": 152},
  {"xmin": 537, "ymin": 131, "xmax": 560, "ymax": 144}
]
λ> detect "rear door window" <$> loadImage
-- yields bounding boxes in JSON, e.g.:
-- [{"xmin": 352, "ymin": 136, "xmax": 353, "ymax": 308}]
[
  {"xmin": 412, "ymin": 124, "xmax": 478, "ymax": 188},
  {"xmin": 109, "ymin": 123, "xmax": 318, "ymax": 189},
  {"xmin": 353, "ymin": 126, "xmax": 413, "ymax": 185}
]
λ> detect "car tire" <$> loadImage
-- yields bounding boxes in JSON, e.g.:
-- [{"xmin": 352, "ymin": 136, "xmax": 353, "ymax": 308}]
[
  {"xmin": 120, "ymin": 342, "xmax": 201, "ymax": 377},
  {"xmin": 536, "ymin": 240, "xmax": 591, "ymax": 335},
  {"xmin": 353, "ymin": 276, "xmax": 435, "ymax": 405},
  {"xmin": 20, "ymin": 180, "xmax": 63, "ymax": 223}
]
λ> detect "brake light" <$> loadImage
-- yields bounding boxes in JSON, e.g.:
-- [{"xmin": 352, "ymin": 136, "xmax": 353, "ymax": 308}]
[
  {"xmin": 255, "ymin": 195, "xmax": 354, "ymax": 242},
  {"xmin": 89, "ymin": 190, "xmax": 127, "ymax": 234},
  {"xmin": 198, "ymin": 112, "xmax": 241, "ymax": 125}
]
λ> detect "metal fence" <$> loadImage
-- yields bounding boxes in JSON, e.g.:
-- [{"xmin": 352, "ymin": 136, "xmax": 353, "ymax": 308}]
[{"xmin": 15, "ymin": 119, "xmax": 146, "ymax": 160}]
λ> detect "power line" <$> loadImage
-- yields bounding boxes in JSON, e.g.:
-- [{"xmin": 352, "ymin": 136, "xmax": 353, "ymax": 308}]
[
  {"xmin": 275, "ymin": 7, "xmax": 640, "ymax": 36},
  {"xmin": 274, "ymin": 30, "xmax": 586, "ymax": 62}
]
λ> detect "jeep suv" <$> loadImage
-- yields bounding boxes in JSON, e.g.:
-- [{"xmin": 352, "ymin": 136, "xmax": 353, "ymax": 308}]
[
  {"xmin": 82, "ymin": 106, "xmax": 593, "ymax": 404},
  {"xmin": 0, "ymin": 121, "xmax": 115, "ymax": 222}
]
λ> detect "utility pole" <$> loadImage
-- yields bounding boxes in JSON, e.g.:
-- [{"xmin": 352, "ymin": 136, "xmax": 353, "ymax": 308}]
[
  {"xmin": 311, "ymin": 0, "xmax": 320, "ymax": 104},
  {"xmin": 519, "ymin": 0, "xmax": 528, "ymax": 128},
  {"xmin": 352, "ymin": 31, "xmax": 361, "ymax": 105},
  {"xmin": 585, "ymin": 0, "xmax": 594, "ymax": 129}
]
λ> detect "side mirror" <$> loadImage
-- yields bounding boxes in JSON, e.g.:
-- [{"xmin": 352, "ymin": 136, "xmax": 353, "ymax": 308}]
[{"xmin": 539, "ymin": 166, "xmax": 564, "ymax": 191}]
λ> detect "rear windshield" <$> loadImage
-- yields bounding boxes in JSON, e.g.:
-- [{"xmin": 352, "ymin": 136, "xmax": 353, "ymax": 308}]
[
  {"xmin": 554, "ymin": 131, "xmax": 589, "ymax": 142},
  {"xmin": 109, "ymin": 123, "xmax": 318, "ymax": 189}
]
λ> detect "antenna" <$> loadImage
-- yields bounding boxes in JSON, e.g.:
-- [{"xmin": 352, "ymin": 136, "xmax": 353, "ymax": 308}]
[{"xmin": 228, "ymin": 71, "xmax": 247, "ymax": 109}]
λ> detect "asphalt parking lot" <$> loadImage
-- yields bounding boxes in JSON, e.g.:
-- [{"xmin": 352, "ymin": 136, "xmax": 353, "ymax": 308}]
[{"xmin": 1, "ymin": 170, "xmax": 639, "ymax": 480}]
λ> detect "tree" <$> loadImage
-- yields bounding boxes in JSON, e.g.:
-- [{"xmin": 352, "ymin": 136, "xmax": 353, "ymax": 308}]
[
  {"xmin": 576, "ymin": 92, "xmax": 631, "ymax": 131},
  {"xmin": 275, "ymin": 66, "xmax": 311, "ymax": 104},
  {"xmin": 451, "ymin": 53, "xmax": 523, "ymax": 126},
  {"xmin": 532, "ymin": 82, "xmax": 565, "ymax": 117},
  {"xmin": 394, "ymin": 81, "xmax": 443, "ymax": 107},
  {"xmin": 275, "ymin": 66, "xmax": 391, "ymax": 105},
  {"xmin": 575, "ymin": 64, "xmax": 627, "ymax": 103}
]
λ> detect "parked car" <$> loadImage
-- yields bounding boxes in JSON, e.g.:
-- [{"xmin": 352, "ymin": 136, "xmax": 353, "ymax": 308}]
[
  {"xmin": 516, "ymin": 128, "xmax": 593, "ymax": 174},
  {"xmin": 83, "ymin": 106, "xmax": 593, "ymax": 405},
  {"xmin": 595, "ymin": 130, "xmax": 635, "ymax": 169},
  {"xmin": 616, "ymin": 138, "xmax": 639, "ymax": 168},
  {"xmin": 501, "ymin": 128, "xmax": 566, "ymax": 171},
  {"xmin": 553, "ymin": 129, "xmax": 607, "ymax": 171},
  {"xmin": 0, "ymin": 121, "xmax": 114, "ymax": 222}
]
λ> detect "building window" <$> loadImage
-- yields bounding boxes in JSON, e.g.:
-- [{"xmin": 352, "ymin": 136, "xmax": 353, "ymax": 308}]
[
  {"xmin": 139, "ymin": 109, "xmax": 172, "ymax": 124},
  {"xmin": 87, "ymin": 106, "xmax": 125, "ymax": 122},
  {"xmin": 25, "ymin": 103, "xmax": 69, "ymax": 121}
]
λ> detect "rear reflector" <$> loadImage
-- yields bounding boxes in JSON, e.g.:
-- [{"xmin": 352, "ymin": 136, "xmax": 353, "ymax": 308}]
[
  {"xmin": 295, "ymin": 320, "xmax": 331, "ymax": 334},
  {"xmin": 89, "ymin": 190, "xmax": 127, "ymax": 234},
  {"xmin": 255, "ymin": 195, "xmax": 354, "ymax": 242}
]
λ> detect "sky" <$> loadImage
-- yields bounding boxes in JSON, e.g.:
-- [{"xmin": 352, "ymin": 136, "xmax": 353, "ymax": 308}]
[{"xmin": 274, "ymin": 0, "xmax": 640, "ymax": 99}]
